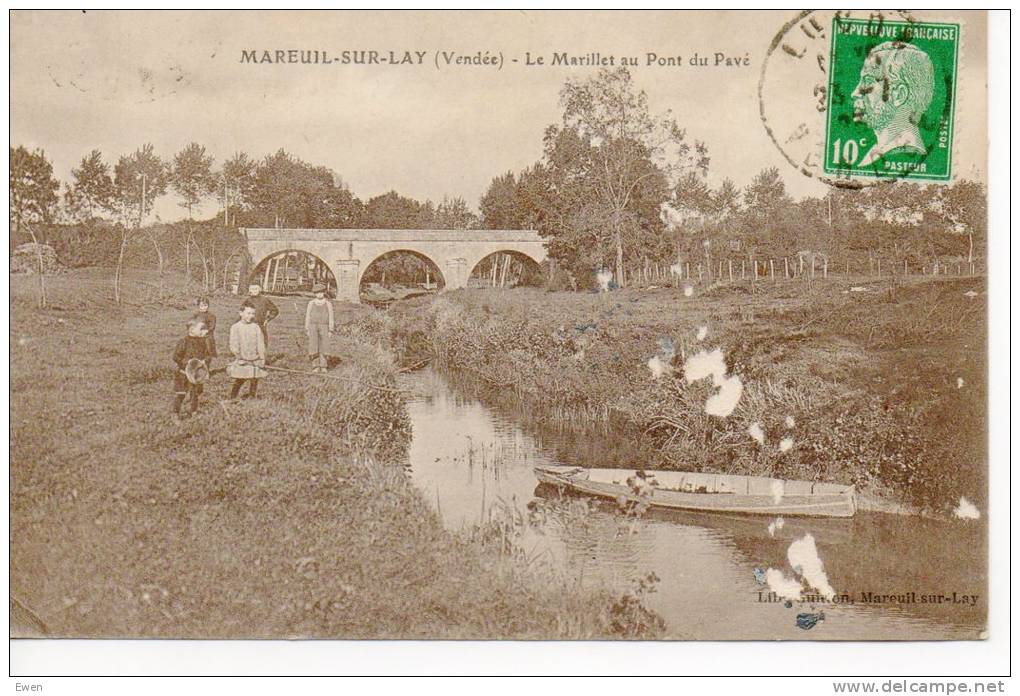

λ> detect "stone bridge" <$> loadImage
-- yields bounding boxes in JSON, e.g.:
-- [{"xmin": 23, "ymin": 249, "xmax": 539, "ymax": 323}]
[{"xmin": 242, "ymin": 228, "xmax": 547, "ymax": 303}]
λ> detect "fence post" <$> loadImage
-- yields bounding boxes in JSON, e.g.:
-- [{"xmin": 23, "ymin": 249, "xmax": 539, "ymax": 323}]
[
  {"xmin": 904, "ymin": 259, "xmax": 907, "ymax": 276},
  {"xmin": 784, "ymin": 257, "xmax": 789, "ymax": 279},
  {"xmin": 685, "ymin": 262, "xmax": 690, "ymax": 280},
  {"xmin": 698, "ymin": 264, "xmax": 703, "ymax": 281},
  {"xmin": 810, "ymin": 255, "xmax": 816, "ymax": 279},
  {"xmin": 741, "ymin": 260, "xmax": 746, "ymax": 280},
  {"xmin": 728, "ymin": 259, "xmax": 733, "ymax": 281},
  {"xmin": 770, "ymin": 259, "xmax": 775, "ymax": 281}
]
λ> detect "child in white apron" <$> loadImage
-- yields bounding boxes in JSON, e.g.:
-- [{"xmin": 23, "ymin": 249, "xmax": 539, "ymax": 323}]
[{"xmin": 227, "ymin": 304, "xmax": 267, "ymax": 399}]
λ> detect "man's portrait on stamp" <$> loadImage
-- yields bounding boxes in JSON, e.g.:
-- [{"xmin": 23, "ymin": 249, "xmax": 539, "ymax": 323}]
[{"xmin": 851, "ymin": 41, "xmax": 935, "ymax": 166}]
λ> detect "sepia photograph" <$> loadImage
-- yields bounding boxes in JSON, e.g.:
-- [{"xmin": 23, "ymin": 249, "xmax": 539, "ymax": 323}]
[{"xmin": 7, "ymin": 8, "xmax": 1005, "ymax": 682}]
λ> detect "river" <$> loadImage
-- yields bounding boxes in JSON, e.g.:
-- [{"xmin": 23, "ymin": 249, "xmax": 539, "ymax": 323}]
[{"xmin": 400, "ymin": 367, "xmax": 986, "ymax": 640}]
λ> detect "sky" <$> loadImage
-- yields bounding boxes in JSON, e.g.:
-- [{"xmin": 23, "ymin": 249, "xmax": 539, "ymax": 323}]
[{"xmin": 10, "ymin": 10, "xmax": 987, "ymax": 222}]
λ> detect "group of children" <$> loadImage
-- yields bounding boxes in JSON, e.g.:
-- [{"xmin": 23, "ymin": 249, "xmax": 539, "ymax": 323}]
[{"xmin": 171, "ymin": 283, "xmax": 335, "ymax": 417}]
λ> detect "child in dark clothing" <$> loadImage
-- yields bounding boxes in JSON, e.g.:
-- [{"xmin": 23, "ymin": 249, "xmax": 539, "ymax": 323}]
[
  {"xmin": 244, "ymin": 284, "xmax": 279, "ymax": 349},
  {"xmin": 172, "ymin": 317, "xmax": 210, "ymax": 417},
  {"xmin": 192, "ymin": 297, "xmax": 218, "ymax": 368}
]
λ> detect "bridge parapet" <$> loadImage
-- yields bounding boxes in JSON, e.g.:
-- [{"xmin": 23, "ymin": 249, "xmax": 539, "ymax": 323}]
[{"xmin": 244, "ymin": 228, "xmax": 544, "ymax": 243}]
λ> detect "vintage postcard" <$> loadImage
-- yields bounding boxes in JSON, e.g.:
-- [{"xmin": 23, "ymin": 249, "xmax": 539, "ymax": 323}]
[{"xmin": 10, "ymin": 10, "xmax": 988, "ymax": 647}]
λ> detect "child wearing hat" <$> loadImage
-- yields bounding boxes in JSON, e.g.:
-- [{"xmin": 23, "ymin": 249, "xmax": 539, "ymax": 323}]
[
  {"xmin": 192, "ymin": 296, "xmax": 218, "ymax": 368},
  {"xmin": 304, "ymin": 284, "xmax": 334, "ymax": 373},
  {"xmin": 228, "ymin": 303, "xmax": 267, "ymax": 399},
  {"xmin": 172, "ymin": 317, "xmax": 211, "ymax": 417}
]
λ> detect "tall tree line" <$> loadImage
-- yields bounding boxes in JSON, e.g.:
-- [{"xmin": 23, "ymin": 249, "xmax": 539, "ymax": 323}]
[
  {"xmin": 478, "ymin": 67, "xmax": 987, "ymax": 284},
  {"xmin": 11, "ymin": 66, "xmax": 988, "ymax": 296},
  {"xmin": 13, "ymin": 145, "xmax": 483, "ymax": 234},
  {"xmin": 10, "ymin": 144, "xmax": 483, "ymax": 300}
]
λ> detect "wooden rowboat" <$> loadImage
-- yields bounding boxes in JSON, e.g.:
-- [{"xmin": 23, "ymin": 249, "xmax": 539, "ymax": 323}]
[{"xmin": 533, "ymin": 465, "xmax": 856, "ymax": 518}]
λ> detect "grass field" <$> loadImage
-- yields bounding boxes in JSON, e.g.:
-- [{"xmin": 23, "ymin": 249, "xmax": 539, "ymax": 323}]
[
  {"xmin": 387, "ymin": 275, "xmax": 987, "ymax": 514},
  {"xmin": 10, "ymin": 268, "xmax": 664, "ymax": 639}
]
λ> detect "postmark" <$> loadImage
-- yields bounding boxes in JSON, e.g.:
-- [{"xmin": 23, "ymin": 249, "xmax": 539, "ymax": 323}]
[{"xmin": 759, "ymin": 10, "xmax": 960, "ymax": 188}]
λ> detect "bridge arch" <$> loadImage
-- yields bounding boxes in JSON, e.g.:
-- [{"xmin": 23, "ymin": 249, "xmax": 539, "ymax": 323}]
[
  {"xmin": 468, "ymin": 250, "xmax": 544, "ymax": 288},
  {"xmin": 359, "ymin": 249, "xmax": 445, "ymax": 302},
  {"xmin": 248, "ymin": 248, "xmax": 337, "ymax": 296}
]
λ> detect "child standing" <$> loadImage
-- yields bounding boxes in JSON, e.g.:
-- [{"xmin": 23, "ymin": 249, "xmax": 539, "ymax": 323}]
[
  {"xmin": 304, "ymin": 284, "xmax": 334, "ymax": 373},
  {"xmin": 172, "ymin": 317, "xmax": 210, "ymax": 417},
  {"xmin": 228, "ymin": 304, "xmax": 267, "ymax": 399},
  {"xmin": 243, "ymin": 283, "xmax": 279, "ymax": 349},
  {"xmin": 192, "ymin": 296, "xmax": 217, "ymax": 368}
]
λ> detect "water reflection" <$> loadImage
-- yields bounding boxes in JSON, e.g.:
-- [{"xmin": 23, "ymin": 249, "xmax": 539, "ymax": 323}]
[{"xmin": 402, "ymin": 367, "xmax": 986, "ymax": 640}]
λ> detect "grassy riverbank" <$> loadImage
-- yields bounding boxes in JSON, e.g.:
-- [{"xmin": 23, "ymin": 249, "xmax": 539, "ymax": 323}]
[
  {"xmin": 10, "ymin": 268, "xmax": 663, "ymax": 639},
  {"xmin": 387, "ymin": 276, "xmax": 986, "ymax": 514}
]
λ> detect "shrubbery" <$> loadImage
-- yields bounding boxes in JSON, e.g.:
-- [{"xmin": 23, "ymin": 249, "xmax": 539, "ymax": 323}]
[{"xmin": 393, "ymin": 280, "xmax": 985, "ymax": 514}]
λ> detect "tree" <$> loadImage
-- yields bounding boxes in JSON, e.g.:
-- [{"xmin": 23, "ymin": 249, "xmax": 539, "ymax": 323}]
[
  {"xmin": 249, "ymin": 149, "xmax": 361, "ymax": 229},
  {"xmin": 363, "ymin": 190, "xmax": 426, "ymax": 229},
  {"xmin": 433, "ymin": 196, "xmax": 477, "ymax": 229},
  {"xmin": 743, "ymin": 167, "xmax": 788, "ymax": 230},
  {"xmin": 713, "ymin": 178, "xmax": 742, "ymax": 227},
  {"xmin": 418, "ymin": 199, "xmax": 438, "ymax": 229},
  {"xmin": 927, "ymin": 180, "xmax": 986, "ymax": 264},
  {"xmin": 741, "ymin": 166, "xmax": 793, "ymax": 255},
  {"xmin": 544, "ymin": 67, "xmax": 708, "ymax": 286},
  {"xmin": 170, "ymin": 142, "xmax": 217, "ymax": 285},
  {"xmin": 10, "ymin": 146, "xmax": 60, "ymax": 307},
  {"xmin": 112, "ymin": 144, "xmax": 168, "ymax": 303},
  {"xmin": 512, "ymin": 164, "xmax": 556, "ymax": 231},
  {"xmin": 219, "ymin": 151, "xmax": 256, "ymax": 227},
  {"xmin": 113, "ymin": 144, "xmax": 168, "ymax": 226},
  {"xmin": 66, "ymin": 149, "xmax": 115, "ymax": 221},
  {"xmin": 670, "ymin": 172, "xmax": 713, "ymax": 222},
  {"xmin": 171, "ymin": 143, "xmax": 216, "ymax": 219},
  {"xmin": 479, "ymin": 172, "xmax": 519, "ymax": 228},
  {"xmin": 665, "ymin": 172, "xmax": 715, "ymax": 272},
  {"xmin": 10, "ymin": 146, "xmax": 59, "ymax": 233}
]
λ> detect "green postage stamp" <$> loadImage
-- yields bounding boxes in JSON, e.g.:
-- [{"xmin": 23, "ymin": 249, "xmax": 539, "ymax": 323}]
[{"xmin": 823, "ymin": 17, "xmax": 960, "ymax": 181}]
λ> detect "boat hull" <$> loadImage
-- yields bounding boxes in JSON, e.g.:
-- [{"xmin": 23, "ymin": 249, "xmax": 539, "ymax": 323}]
[{"xmin": 534, "ymin": 465, "xmax": 856, "ymax": 518}]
